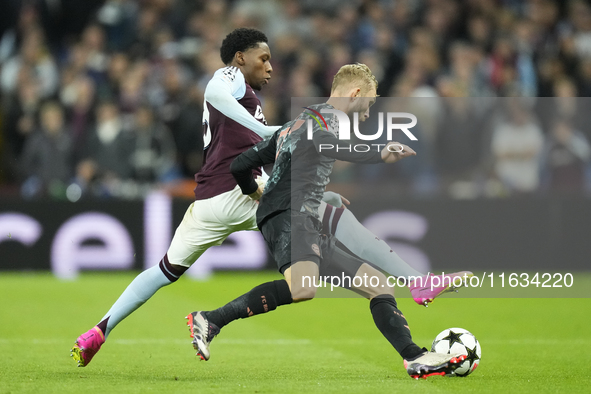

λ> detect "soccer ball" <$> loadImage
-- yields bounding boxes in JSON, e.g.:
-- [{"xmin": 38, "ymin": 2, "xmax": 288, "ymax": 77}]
[{"xmin": 431, "ymin": 327, "xmax": 481, "ymax": 377}]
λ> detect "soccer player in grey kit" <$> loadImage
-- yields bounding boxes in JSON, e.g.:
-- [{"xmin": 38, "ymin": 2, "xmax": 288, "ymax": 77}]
[{"xmin": 188, "ymin": 64, "xmax": 468, "ymax": 379}]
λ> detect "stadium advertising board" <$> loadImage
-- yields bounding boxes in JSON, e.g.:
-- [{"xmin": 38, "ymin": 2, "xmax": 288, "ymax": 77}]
[{"xmin": 1, "ymin": 194, "xmax": 589, "ymax": 281}]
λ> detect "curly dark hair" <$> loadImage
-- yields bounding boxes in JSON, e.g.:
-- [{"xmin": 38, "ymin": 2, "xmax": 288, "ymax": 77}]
[{"xmin": 220, "ymin": 28, "xmax": 268, "ymax": 65}]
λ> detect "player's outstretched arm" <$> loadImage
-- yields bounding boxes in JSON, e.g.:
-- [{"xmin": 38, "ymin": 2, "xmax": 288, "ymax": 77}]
[
  {"xmin": 205, "ymin": 77, "xmax": 280, "ymax": 139},
  {"xmin": 381, "ymin": 142, "xmax": 416, "ymax": 163},
  {"xmin": 310, "ymin": 117, "xmax": 416, "ymax": 164},
  {"xmin": 312, "ymin": 129, "xmax": 384, "ymax": 164}
]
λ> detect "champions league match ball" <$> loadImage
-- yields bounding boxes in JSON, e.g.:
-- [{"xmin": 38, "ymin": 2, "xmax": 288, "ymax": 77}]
[{"xmin": 431, "ymin": 328, "xmax": 482, "ymax": 377}]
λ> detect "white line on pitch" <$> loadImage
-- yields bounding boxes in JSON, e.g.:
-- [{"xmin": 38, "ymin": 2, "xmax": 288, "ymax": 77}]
[{"xmin": 1, "ymin": 338, "xmax": 590, "ymax": 346}]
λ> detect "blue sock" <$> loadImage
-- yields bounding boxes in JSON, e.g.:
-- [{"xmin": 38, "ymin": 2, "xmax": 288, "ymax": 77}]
[{"xmin": 97, "ymin": 256, "xmax": 186, "ymax": 339}]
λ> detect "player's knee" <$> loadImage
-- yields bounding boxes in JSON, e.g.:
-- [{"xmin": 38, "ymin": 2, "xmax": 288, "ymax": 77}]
[
  {"xmin": 290, "ymin": 285, "xmax": 317, "ymax": 302},
  {"xmin": 375, "ymin": 274, "xmax": 394, "ymax": 297},
  {"xmin": 375, "ymin": 283, "xmax": 394, "ymax": 298},
  {"xmin": 359, "ymin": 268, "xmax": 393, "ymax": 299},
  {"xmin": 376, "ymin": 272, "xmax": 394, "ymax": 296},
  {"xmin": 365, "ymin": 284, "xmax": 393, "ymax": 300}
]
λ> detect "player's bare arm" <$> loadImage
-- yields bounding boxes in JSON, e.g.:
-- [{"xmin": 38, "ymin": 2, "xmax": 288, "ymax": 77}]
[{"xmin": 381, "ymin": 141, "xmax": 417, "ymax": 163}]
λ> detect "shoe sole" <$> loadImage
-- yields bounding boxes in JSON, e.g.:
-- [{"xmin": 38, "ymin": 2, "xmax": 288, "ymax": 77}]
[
  {"xmin": 71, "ymin": 342, "xmax": 87, "ymax": 367},
  {"xmin": 442, "ymin": 272, "xmax": 474, "ymax": 294},
  {"xmin": 414, "ymin": 273, "xmax": 475, "ymax": 307},
  {"xmin": 413, "ymin": 285, "xmax": 450, "ymax": 307},
  {"xmin": 185, "ymin": 313, "xmax": 207, "ymax": 361},
  {"xmin": 70, "ymin": 327, "xmax": 104, "ymax": 367},
  {"xmin": 408, "ymin": 354, "xmax": 467, "ymax": 379}
]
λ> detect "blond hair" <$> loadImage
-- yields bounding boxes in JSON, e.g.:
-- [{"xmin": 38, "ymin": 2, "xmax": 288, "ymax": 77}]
[{"xmin": 331, "ymin": 63, "xmax": 378, "ymax": 94}]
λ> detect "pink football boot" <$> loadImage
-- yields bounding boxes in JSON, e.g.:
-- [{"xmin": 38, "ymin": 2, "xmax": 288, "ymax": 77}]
[
  {"xmin": 71, "ymin": 326, "xmax": 105, "ymax": 367},
  {"xmin": 408, "ymin": 271, "xmax": 473, "ymax": 307}
]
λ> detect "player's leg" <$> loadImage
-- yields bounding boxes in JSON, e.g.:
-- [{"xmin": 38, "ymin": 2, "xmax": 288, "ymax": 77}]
[
  {"xmin": 194, "ymin": 260, "xmax": 315, "ymax": 335},
  {"xmin": 70, "ymin": 261, "xmax": 188, "ymax": 367},
  {"xmin": 71, "ymin": 255, "xmax": 188, "ymax": 365},
  {"xmin": 320, "ymin": 202, "xmax": 423, "ymax": 279},
  {"xmin": 70, "ymin": 203, "xmax": 198, "ymax": 367},
  {"xmin": 187, "ymin": 260, "xmax": 317, "ymax": 360},
  {"xmin": 72, "ymin": 187, "xmax": 256, "ymax": 367},
  {"xmin": 96, "ymin": 260, "xmax": 188, "ymax": 341},
  {"xmin": 321, "ymin": 202, "xmax": 473, "ymax": 306},
  {"xmin": 321, "ymin": 240, "xmax": 466, "ymax": 379},
  {"xmin": 187, "ymin": 210, "xmax": 322, "ymax": 360},
  {"xmin": 94, "ymin": 206, "xmax": 207, "ymax": 340},
  {"xmin": 320, "ymin": 238, "xmax": 424, "ymax": 360},
  {"xmin": 279, "ymin": 211, "xmax": 323, "ymax": 302}
]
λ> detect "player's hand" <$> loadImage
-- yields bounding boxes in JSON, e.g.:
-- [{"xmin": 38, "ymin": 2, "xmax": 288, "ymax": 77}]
[
  {"xmin": 340, "ymin": 195, "xmax": 350, "ymax": 209},
  {"xmin": 381, "ymin": 142, "xmax": 416, "ymax": 163},
  {"xmin": 248, "ymin": 184, "xmax": 264, "ymax": 201}
]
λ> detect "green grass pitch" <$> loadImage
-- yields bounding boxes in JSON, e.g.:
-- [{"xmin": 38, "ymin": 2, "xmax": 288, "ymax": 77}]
[{"xmin": 1, "ymin": 272, "xmax": 590, "ymax": 393}]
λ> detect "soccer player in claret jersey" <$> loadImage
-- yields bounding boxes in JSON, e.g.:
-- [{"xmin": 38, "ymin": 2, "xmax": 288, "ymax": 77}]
[
  {"xmin": 187, "ymin": 64, "xmax": 468, "ymax": 379},
  {"xmin": 71, "ymin": 27, "xmax": 280, "ymax": 367}
]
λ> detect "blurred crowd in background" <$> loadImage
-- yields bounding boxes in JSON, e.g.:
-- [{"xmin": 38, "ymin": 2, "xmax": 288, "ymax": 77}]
[{"xmin": 1, "ymin": 0, "xmax": 591, "ymax": 200}]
